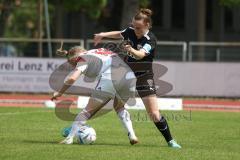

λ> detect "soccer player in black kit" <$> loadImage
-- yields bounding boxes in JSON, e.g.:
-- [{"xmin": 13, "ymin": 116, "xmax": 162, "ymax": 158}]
[{"xmin": 94, "ymin": 8, "xmax": 181, "ymax": 148}]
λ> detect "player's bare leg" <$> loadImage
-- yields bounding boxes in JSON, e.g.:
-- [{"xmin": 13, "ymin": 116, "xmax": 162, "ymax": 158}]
[
  {"xmin": 141, "ymin": 95, "xmax": 181, "ymax": 148},
  {"xmin": 60, "ymin": 96, "xmax": 110, "ymax": 144},
  {"xmin": 114, "ymin": 97, "xmax": 138, "ymax": 145}
]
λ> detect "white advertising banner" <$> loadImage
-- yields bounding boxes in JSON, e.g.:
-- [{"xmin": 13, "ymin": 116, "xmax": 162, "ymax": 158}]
[
  {"xmin": 1, "ymin": 58, "xmax": 240, "ymax": 97},
  {"xmin": 0, "ymin": 57, "xmax": 65, "ymax": 92},
  {"xmin": 159, "ymin": 61, "xmax": 240, "ymax": 97},
  {"xmin": 77, "ymin": 96, "xmax": 183, "ymax": 110}
]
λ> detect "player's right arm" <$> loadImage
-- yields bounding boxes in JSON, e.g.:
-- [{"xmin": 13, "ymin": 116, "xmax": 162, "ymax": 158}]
[
  {"xmin": 94, "ymin": 31, "xmax": 122, "ymax": 46},
  {"xmin": 94, "ymin": 27, "xmax": 132, "ymax": 46},
  {"xmin": 51, "ymin": 64, "xmax": 87, "ymax": 100}
]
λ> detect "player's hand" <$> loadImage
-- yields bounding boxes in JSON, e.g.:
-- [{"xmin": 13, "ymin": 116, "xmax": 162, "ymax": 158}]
[
  {"xmin": 123, "ymin": 45, "xmax": 133, "ymax": 53},
  {"xmin": 51, "ymin": 92, "xmax": 62, "ymax": 101},
  {"xmin": 94, "ymin": 33, "xmax": 104, "ymax": 46}
]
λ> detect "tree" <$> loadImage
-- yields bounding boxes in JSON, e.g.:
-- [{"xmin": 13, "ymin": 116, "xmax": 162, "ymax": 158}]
[
  {"xmin": 219, "ymin": 0, "xmax": 240, "ymax": 7},
  {"xmin": 0, "ymin": 0, "xmax": 16, "ymax": 37},
  {"xmin": 197, "ymin": 0, "xmax": 240, "ymax": 42},
  {"xmin": 196, "ymin": 0, "xmax": 206, "ymax": 61},
  {"xmin": 0, "ymin": 0, "xmax": 51, "ymax": 38},
  {"xmin": 121, "ymin": 0, "xmax": 139, "ymax": 28},
  {"xmin": 196, "ymin": 0, "xmax": 240, "ymax": 60},
  {"xmin": 62, "ymin": 0, "xmax": 107, "ymax": 19},
  {"xmin": 50, "ymin": 0, "xmax": 108, "ymax": 39},
  {"xmin": 1, "ymin": 0, "xmax": 108, "ymax": 38}
]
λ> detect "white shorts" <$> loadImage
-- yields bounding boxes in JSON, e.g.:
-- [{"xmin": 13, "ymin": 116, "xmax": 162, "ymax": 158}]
[{"xmin": 92, "ymin": 68, "xmax": 136, "ymax": 102}]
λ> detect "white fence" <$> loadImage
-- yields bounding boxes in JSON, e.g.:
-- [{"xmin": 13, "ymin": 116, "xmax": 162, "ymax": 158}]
[
  {"xmin": 0, "ymin": 38, "xmax": 84, "ymax": 57},
  {"xmin": 0, "ymin": 38, "xmax": 240, "ymax": 62},
  {"xmin": 86, "ymin": 39, "xmax": 187, "ymax": 61},
  {"xmin": 188, "ymin": 41, "xmax": 240, "ymax": 62}
]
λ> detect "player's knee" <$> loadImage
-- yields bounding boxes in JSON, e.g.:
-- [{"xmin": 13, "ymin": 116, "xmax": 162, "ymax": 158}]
[{"xmin": 114, "ymin": 106, "xmax": 123, "ymax": 113}]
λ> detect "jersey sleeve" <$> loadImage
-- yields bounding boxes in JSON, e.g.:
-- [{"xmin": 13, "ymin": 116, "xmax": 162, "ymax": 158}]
[
  {"xmin": 76, "ymin": 62, "xmax": 87, "ymax": 73},
  {"xmin": 140, "ymin": 38, "xmax": 156, "ymax": 55},
  {"xmin": 120, "ymin": 27, "xmax": 131, "ymax": 39}
]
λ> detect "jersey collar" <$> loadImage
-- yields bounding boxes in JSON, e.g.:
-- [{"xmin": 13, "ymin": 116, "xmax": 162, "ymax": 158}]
[{"xmin": 143, "ymin": 30, "xmax": 150, "ymax": 40}]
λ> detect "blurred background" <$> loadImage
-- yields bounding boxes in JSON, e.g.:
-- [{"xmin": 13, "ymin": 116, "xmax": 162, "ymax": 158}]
[
  {"xmin": 1, "ymin": 2, "xmax": 239, "ymax": 157},
  {"xmin": 0, "ymin": 0, "xmax": 240, "ymax": 60},
  {"xmin": 0, "ymin": 0, "xmax": 240, "ymax": 110}
]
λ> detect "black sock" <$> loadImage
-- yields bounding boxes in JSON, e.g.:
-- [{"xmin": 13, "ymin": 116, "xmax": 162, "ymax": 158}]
[{"xmin": 154, "ymin": 116, "xmax": 173, "ymax": 143}]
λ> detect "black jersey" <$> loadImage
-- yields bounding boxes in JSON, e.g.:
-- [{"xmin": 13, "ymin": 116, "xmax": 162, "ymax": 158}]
[{"xmin": 121, "ymin": 27, "xmax": 157, "ymax": 76}]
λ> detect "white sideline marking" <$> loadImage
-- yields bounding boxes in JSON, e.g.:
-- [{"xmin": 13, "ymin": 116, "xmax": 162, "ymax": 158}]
[
  {"xmin": 184, "ymin": 104, "xmax": 240, "ymax": 109},
  {"xmin": 0, "ymin": 111, "xmax": 50, "ymax": 116},
  {"xmin": 0, "ymin": 99, "xmax": 77, "ymax": 105}
]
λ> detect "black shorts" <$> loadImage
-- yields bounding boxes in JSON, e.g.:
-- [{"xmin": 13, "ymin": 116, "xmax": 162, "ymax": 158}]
[{"xmin": 136, "ymin": 73, "xmax": 156, "ymax": 98}]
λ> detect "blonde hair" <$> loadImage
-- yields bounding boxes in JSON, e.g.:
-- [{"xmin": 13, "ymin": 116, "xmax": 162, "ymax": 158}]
[{"xmin": 67, "ymin": 46, "xmax": 86, "ymax": 60}]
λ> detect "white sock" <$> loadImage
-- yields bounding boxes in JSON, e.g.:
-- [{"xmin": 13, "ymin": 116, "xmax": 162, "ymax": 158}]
[
  {"xmin": 68, "ymin": 109, "xmax": 90, "ymax": 138},
  {"xmin": 117, "ymin": 109, "xmax": 136, "ymax": 138}
]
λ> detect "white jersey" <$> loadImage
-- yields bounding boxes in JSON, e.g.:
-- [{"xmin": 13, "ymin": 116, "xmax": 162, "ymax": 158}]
[
  {"xmin": 75, "ymin": 48, "xmax": 116, "ymax": 79},
  {"xmin": 73, "ymin": 48, "xmax": 136, "ymax": 99}
]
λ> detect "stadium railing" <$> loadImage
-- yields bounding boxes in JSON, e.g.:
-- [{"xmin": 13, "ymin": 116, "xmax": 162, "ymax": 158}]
[
  {"xmin": 156, "ymin": 41, "xmax": 187, "ymax": 61},
  {"xmin": 86, "ymin": 39, "xmax": 187, "ymax": 61},
  {"xmin": 1, "ymin": 38, "xmax": 240, "ymax": 62},
  {"xmin": 188, "ymin": 41, "xmax": 240, "ymax": 62},
  {"xmin": 0, "ymin": 38, "xmax": 84, "ymax": 57}
]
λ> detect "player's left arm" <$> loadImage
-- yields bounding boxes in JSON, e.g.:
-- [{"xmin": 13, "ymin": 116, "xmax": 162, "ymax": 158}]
[
  {"xmin": 124, "ymin": 40, "xmax": 156, "ymax": 60},
  {"xmin": 124, "ymin": 46, "xmax": 146, "ymax": 60}
]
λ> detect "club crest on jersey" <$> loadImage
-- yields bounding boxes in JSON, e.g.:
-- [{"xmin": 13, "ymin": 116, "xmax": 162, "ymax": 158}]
[
  {"xmin": 147, "ymin": 79, "xmax": 154, "ymax": 87},
  {"xmin": 137, "ymin": 44, "xmax": 143, "ymax": 50}
]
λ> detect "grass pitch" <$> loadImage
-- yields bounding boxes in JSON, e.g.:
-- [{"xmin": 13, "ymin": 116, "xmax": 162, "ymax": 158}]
[{"xmin": 0, "ymin": 107, "xmax": 239, "ymax": 160}]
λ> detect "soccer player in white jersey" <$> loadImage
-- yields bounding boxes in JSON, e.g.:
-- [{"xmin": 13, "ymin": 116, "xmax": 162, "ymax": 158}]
[{"xmin": 51, "ymin": 46, "xmax": 138, "ymax": 145}]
